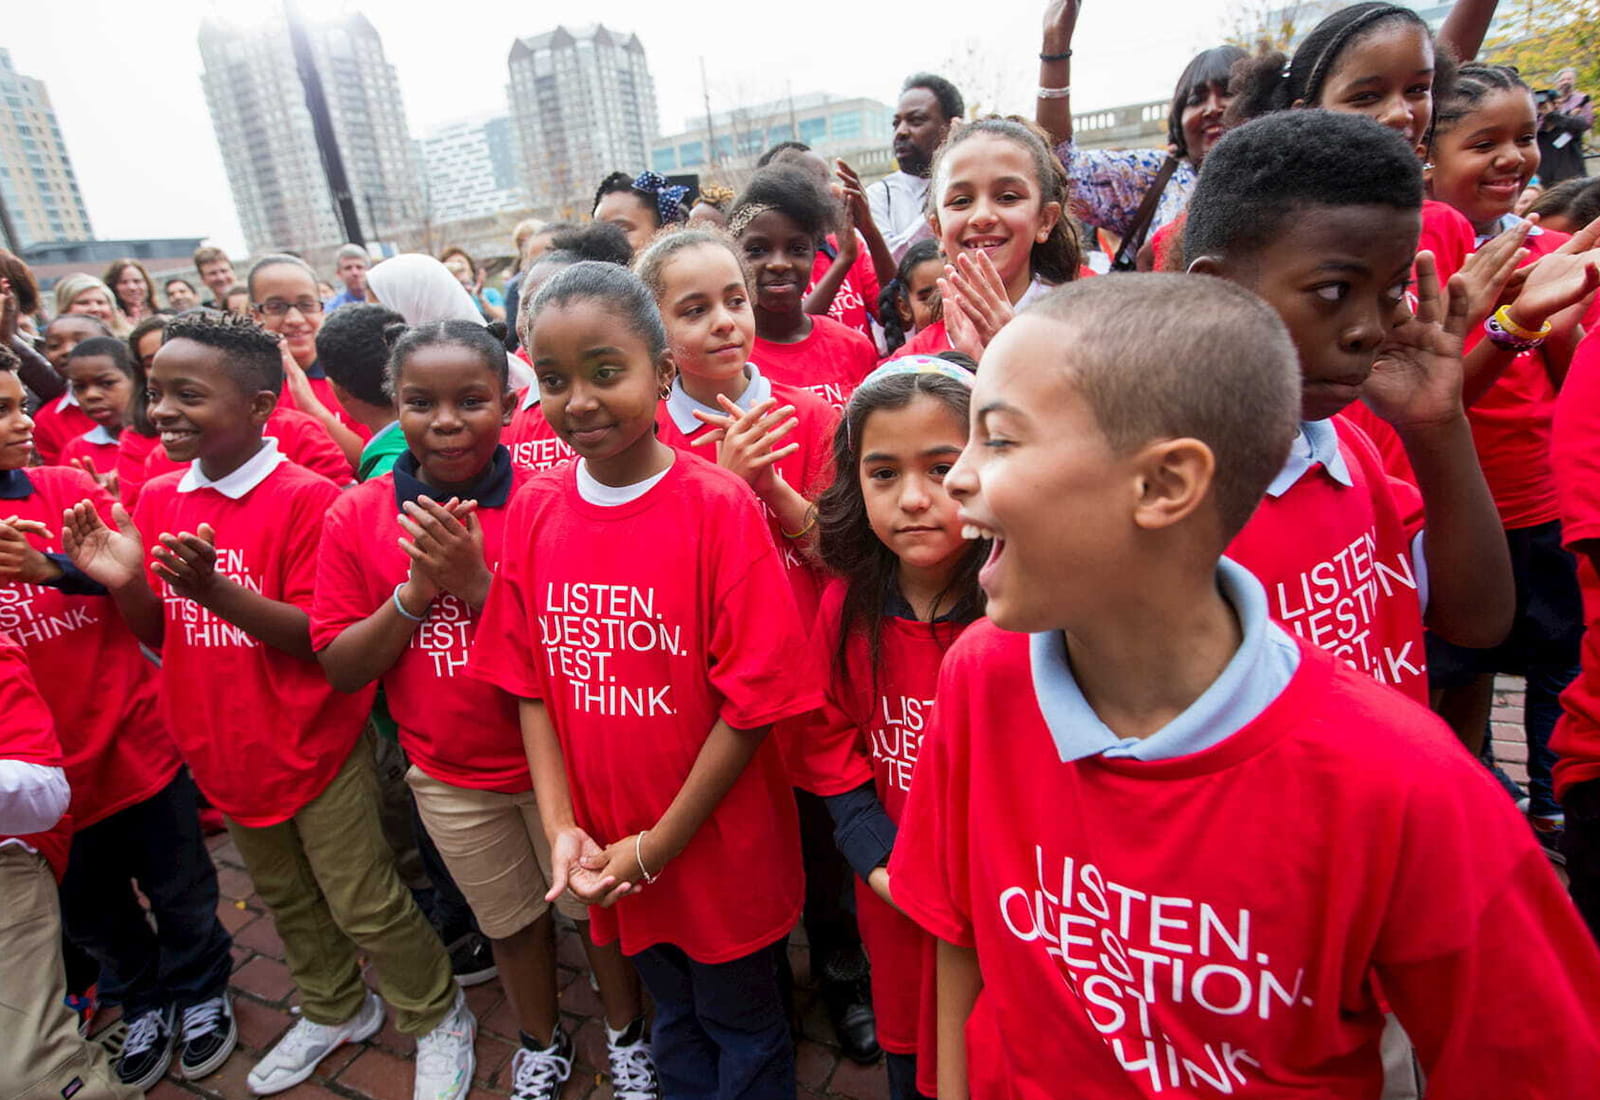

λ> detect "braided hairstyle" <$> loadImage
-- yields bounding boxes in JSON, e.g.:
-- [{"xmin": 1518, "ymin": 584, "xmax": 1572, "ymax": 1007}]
[
  {"xmin": 1430, "ymin": 63, "xmax": 1529, "ymax": 143},
  {"xmin": 877, "ymin": 240, "xmax": 942, "ymax": 354},
  {"xmin": 1226, "ymin": 3, "xmax": 1442, "ymax": 126}
]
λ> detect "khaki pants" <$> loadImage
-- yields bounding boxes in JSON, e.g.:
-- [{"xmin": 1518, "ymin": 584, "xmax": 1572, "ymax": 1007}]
[
  {"xmin": 0, "ymin": 846, "xmax": 138, "ymax": 1100},
  {"xmin": 227, "ymin": 741, "xmax": 454, "ymax": 1036}
]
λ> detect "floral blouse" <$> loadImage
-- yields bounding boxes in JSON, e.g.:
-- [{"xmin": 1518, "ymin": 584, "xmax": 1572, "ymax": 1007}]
[{"xmin": 1055, "ymin": 140, "xmax": 1198, "ymax": 239}]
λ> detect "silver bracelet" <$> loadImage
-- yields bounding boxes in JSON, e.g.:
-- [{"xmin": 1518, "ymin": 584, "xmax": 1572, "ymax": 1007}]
[
  {"xmin": 1037, "ymin": 85, "xmax": 1072, "ymax": 99},
  {"xmin": 635, "ymin": 830, "xmax": 660, "ymax": 884},
  {"xmin": 392, "ymin": 582, "xmax": 426, "ymax": 622}
]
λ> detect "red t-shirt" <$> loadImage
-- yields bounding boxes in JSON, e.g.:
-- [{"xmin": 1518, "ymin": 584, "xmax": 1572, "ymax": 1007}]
[
  {"xmin": 1552, "ymin": 330, "xmax": 1600, "ymax": 799},
  {"xmin": 30, "ymin": 394, "xmax": 96, "ymax": 467},
  {"xmin": 135, "ymin": 407, "xmax": 354, "ymax": 509},
  {"xmin": 278, "ymin": 369, "xmax": 372, "ymax": 442},
  {"xmin": 115, "ymin": 431, "xmax": 161, "ymax": 508},
  {"xmin": 470, "ymin": 454, "xmax": 819, "ymax": 962},
  {"xmin": 134, "ymin": 461, "xmax": 373, "ymax": 826},
  {"xmin": 890, "ymin": 622, "xmax": 1600, "ymax": 1100},
  {"xmin": 654, "ymin": 378, "xmax": 838, "ymax": 621},
  {"xmin": 750, "ymin": 316, "xmax": 877, "ymax": 412},
  {"xmin": 790, "ymin": 580, "xmax": 968, "ymax": 1058},
  {"xmin": 0, "ymin": 466, "xmax": 182, "ymax": 828},
  {"xmin": 59, "ymin": 430, "xmax": 120, "ymax": 479},
  {"xmin": 1227, "ymin": 416, "xmax": 1429, "ymax": 706},
  {"xmin": 504, "ymin": 399, "xmax": 577, "ymax": 474},
  {"xmin": 890, "ymin": 320, "xmax": 951, "ymax": 361},
  {"xmin": 311, "ymin": 465, "xmax": 531, "ymax": 793},
  {"xmin": 806, "ymin": 233, "xmax": 882, "ymax": 342},
  {"xmin": 1460, "ymin": 227, "xmax": 1570, "ymax": 530},
  {"xmin": 1419, "ymin": 199, "xmax": 1476, "ymax": 286},
  {"xmin": 0, "ymin": 630, "xmax": 73, "ymax": 879}
]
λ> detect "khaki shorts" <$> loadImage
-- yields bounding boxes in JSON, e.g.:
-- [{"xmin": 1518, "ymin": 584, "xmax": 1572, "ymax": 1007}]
[{"xmin": 406, "ymin": 768, "xmax": 588, "ymax": 937}]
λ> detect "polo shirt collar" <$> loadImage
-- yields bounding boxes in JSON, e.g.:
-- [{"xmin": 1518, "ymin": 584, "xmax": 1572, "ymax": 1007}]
[
  {"xmin": 1029, "ymin": 557, "xmax": 1301, "ymax": 764},
  {"xmin": 84, "ymin": 425, "xmax": 115, "ymax": 446},
  {"xmin": 1476, "ymin": 212, "xmax": 1543, "ymax": 247},
  {"xmin": 176, "ymin": 438, "xmax": 286, "ymax": 498},
  {"xmin": 0, "ymin": 468, "xmax": 34, "ymax": 499},
  {"xmin": 665, "ymin": 364, "xmax": 771, "ymax": 435},
  {"xmin": 393, "ymin": 445, "xmax": 514, "ymax": 509},
  {"xmin": 57, "ymin": 390, "xmax": 79, "ymax": 409},
  {"xmin": 1265, "ymin": 419, "xmax": 1352, "ymax": 499},
  {"xmin": 304, "ymin": 359, "xmax": 326, "ymax": 380}
]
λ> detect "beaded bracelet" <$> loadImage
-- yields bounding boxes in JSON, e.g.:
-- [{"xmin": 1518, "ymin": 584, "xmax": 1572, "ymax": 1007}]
[{"xmin": 1040, "ymin": 49, "xmax": 1073, "ymax": 61}]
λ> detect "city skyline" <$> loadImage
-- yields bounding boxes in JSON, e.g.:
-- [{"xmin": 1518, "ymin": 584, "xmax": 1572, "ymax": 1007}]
[
  {"xmin": 7, "ymin": 0, "xmax": 1241, "ymax": 256},
  {"xmin": 0, "ymin": 49, "xmax": 93, "ymax": 251}
]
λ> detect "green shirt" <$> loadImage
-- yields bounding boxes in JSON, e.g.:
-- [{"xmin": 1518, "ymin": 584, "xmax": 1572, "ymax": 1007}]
[{"xmin": 357, "ymin": 420, "xmax": 407, "ymax": 482}]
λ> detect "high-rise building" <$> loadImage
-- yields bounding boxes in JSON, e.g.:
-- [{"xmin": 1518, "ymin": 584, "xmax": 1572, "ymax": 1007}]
[
  {"xmin": 651, "ymin": 93, "xmax": 892, "ymax": 180},
  {"xmin": 419, "ymin": 113, "xmax": 529, "ymax": 225},
  {"xmin": 507, "ymin": 25, "xmax": 660, "ymax": 217},
  {"xmin": 0, "ymin": 49, "xmax": 93, "ymax": 251},
  {"xmin": 199, "ymin": 10, "xmax": 421, "ymax": 256}
]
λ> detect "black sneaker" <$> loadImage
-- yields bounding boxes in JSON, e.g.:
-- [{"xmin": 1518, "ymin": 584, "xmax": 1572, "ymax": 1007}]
[
  {"xmin": 179, "ymin": 993, "xmax": 238, "ymax": 1080},
  {"xmin": 508, "ymin": 1026, "xmax": 574, "ymax": 1100},
  {"xmin": 450, "ymin": 932, "xmax": 498, "ymax": 987},
  {"xmin": 116, "ymin": 1005, "xmax": 175, "ymax": 1089}
]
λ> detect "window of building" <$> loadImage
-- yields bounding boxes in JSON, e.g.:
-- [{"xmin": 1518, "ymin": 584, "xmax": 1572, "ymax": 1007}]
[
  {"xmin": 831, "ymin": 111, "xmax": 862, "ymax": 140},
  {"xmin": 799, "ymin": 116, "xmax": 827, "ymax": 143}
]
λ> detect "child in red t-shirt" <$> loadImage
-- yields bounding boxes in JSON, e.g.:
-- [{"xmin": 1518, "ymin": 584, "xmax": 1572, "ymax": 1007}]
[
  {"xmin": 312, "ymin": 320, "xmax": 659, "ymax": 1100},
  {"xmin": 31, "ymin": 314, "xmax": 108, "ymax": 464},
  {"xmin": 793, "ymin": 359, "xmax": 985, "ymax": 1100},
  {"xmin": 889, "ymin": 273, "xmax": 1600, "ymax": 1099},
  {"xmin": 0, "ymin": 358, "xmax": 237, "ymax": 1089},
  {"xmin": 1423, "ymin": 65, "xmax": 1600, "ymax": 837},
  {"xmin": 891, "ymin": 117, "xmax": 1079, "ymax": 363},
  {"xmin": 879, "ymin": 240, "xmax": 944, "ymax": 358},
  {"xmin": 1184, "ymin": 110, "xmax": 1513, "ymax": 711},
  {"xmin": 59, "ymin": 337, "xmax": 134, "ymax": 495},
  {"xmin": 59, "ymin": 313, "xmax": 472, "ymax": 1100},
  {"xmin": 472, "ymin": 262, "xmax": 819, "ymax": 1098},
  {"xmin": 731, "ymin": 167, "xmax": 879, "ymax": 411}
]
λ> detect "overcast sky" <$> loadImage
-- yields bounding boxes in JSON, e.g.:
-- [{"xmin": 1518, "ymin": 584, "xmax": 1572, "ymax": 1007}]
[{"xmin": 7, "ymin": 0, "xmax": 1237, "ymax": 256}]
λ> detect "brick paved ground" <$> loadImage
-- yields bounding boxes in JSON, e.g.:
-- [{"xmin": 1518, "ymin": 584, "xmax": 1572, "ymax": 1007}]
[{"xmin": 88, "ymin": 676, "xmax": 1545, "ymax": 1100}]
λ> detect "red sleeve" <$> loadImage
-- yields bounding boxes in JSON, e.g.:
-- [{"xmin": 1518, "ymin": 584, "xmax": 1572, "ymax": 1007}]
[
  {"xmin": 0, "ymin": 633, "xmax": 63, "ymax": 768},
  {"xmin": 1554, "ymin": 331, "xmax": 1600, "ymax": 547},
  {"xmin": 309, "ymin": 489, "xmax": 382, "ymax": 652},
  {"xmin": 851, "ymin": 237, "xmax": 880, "ymax": 314},
  {"xmin": 468, "ymin": 485, "xmax": 543, "ymax": 699},
  {"xmin": 886, "ymin": 642, "xmax": 976, "ymax": 947},
  {"xmin": 277, "ymin": 475, "xmax": 342, "ymax": 613},
  {"xmin": 1419, "ymin": 200, "xmax": 1475, "ymax": 285},
  {"xmin": 845, "ymin": 326, "xmax": 878, "ymax": 384},
  {"xmin": 273, "ymin": 411, "xmax": 354, "ymax": 486},
  {"xmin": 786, "ymin": 593, "xmax": 874, "ymax": 797},
  {"xmin": 706, "ymin": 489, "xmax": 824, "ymax": 730},
  {"xmin": 1338, "ymin": 416, "xmax": 1424, "ymax": 541}
]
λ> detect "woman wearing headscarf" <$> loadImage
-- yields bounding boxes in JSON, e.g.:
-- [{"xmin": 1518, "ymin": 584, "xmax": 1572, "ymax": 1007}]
[{"xmin": 366, "ymin": 253, "xmax": 533, "ymax": 390}]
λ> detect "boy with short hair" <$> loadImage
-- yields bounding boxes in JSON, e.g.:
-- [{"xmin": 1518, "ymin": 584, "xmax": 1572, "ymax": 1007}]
[
  {"xmin": 33, "ymin": 314, "xmax": 112, "ymax": 464},
  {"xmin": 1184, "ymin": 111, "xmax": 1514, "ymax": 705},
  {"xmin": 888, "ymin": 274, "xmax": 1600, "ymax": 1098},
  {"xmin": 315, "ymin": 303, "xmax": 407, "ymax": 480},
  {"xmin": 60, "ymin": 313, "xmax": 475, "ymax": 1100}
]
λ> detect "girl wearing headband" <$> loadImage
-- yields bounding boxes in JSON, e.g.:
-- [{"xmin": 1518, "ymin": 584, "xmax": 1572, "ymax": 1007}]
[{"xmin": 593, "ymin": 171, "xmax": 690, "ymax": 256}]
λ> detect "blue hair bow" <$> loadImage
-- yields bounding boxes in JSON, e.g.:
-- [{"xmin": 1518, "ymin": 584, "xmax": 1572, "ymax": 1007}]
[{"xmin": 632, "ymin": 171, "xmax": 690, "ymax": 225}]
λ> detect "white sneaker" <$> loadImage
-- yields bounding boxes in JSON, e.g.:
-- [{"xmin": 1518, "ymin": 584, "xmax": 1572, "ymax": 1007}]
[
  {"xmin": 413, "ymin": 988, "xmax": 476, "ymax": 1100},
  {"xmin": 248, "ymin": 990, "xmax": 384, "ymax": 1095},
  {"xmin": 507, "ymin": 1027, "xmax": 573, "ymax": 1100},
  {"xmin": 606, "ymin": 1018, "xmax": 660, "ymax": 1100}
]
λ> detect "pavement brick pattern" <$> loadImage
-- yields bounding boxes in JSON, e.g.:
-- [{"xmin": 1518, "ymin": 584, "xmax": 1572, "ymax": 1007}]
[{"xmin": 94, "ymin": 676, "xmax": 1540, "ymax": 1100}]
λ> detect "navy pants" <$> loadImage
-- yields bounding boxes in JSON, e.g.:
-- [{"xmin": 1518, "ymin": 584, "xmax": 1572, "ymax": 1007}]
[
  {"xmin": 630, "ymin": 938, "xmax": 794, "ymax": 1100},
  {"xmin": 1562, "ymin": 778, "xmax": 1600, "ymax": 944},
  {"xmin": 885, "ymin": 1052, "xmax": 933, "ymax": 1100},
  {"xmin": 59, "ymin": 770, "xmax": 234, "ymax": 1018}
]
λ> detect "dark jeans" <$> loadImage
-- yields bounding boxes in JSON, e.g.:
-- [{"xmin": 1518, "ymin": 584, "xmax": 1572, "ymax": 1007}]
[
  {"xmin": 59, "ymin": 770, "xmax": 234, "ymax": 1018},
  {"xmin": 885, "ymin": 1052, "xmax": 932, "ymax": 1100},
  {"xmin": 796, "ymin": 788, "xmax": 864, "ymax": 984},
  {"xmin": 631, "ymin": 939, "xmax": 794, "ymax": 1100},
  {"xmin": 1561, "ymin": 778, "xmax": 1600, "ymax": 945}
]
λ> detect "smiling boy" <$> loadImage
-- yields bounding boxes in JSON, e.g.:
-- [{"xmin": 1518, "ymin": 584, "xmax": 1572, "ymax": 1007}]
[{"xmin": 888, "ymin": 275, "xmax": 1600, "ymax": 1099}]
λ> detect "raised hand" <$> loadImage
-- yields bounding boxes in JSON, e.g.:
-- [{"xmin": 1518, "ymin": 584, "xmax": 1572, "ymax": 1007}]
[
  {"xmin": 151, "ymin": 522, "xmax": 220, "ymax": 601},
  {"xmin": 690, "ymin": 394, "xmax": 800, "ymax": 493},
  {"xmin": 1452, "ymin": 217, "xmax": 1530, "ymax": 329},
  {"xmin": 72, "ymin": 455, "xmax": 119, "ymax": 497},
  {"xmin": 61, "ymin": 500, "xmax": 145, "ymax": 589},
  {"xmin": 1364, "ymin": 252, "xmax": 1470, "ymax": 431},
  {"xmin": 835, "ymin": 160, "xmax": 876, "ymax": 235},
  {"xmin": 939, "ymin": 250, "xmax": 1017, "ymax": 360},
  {"xmin": 1043, "ymin": 0, "xmax": 1083, "ymax": 48}
]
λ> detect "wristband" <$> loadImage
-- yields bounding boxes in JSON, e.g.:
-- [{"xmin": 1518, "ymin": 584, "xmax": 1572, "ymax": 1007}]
[
  {"xmin": 1492, "ymin": 304, "xmax": 1552, "ymax": 343},
  {"xmin": 1483, "ymin": 311, "xmax": 1544, "ymax": 352},
  {"xmin": 1040, "ymin": 49, "xmax": 1073, "ymax": 61},
  {"xmin": 392, "ymin": 582, "xmax": 427, "ymax": 622},
  {"xmin": 782, "ymin": 508, "xmax": 817, "ymax": 539},
  {"xmin": 635, "ymin": 830, "xmax": 660, "ymax": 884},
  {"xmin": 1037, "ymin": 86, "xmax": 1072, "ymax": 100}
]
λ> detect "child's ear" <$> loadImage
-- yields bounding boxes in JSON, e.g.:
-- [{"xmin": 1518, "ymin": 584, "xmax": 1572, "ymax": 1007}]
[
  {"xmin": 896, "ymin": 293, "xmax": 915, "ymax": 328},
  {"xmin": 1035, "ymin": 200, "xmax": 1063, "ymax": 243},
  {"xmin": 1131, "ymin": 437, "xmax": 1215, "ymax": 532},
  {"xmin": 500, "ymin": 387, "xmax": 517, "ymax": 426},
  {"xmin": 656, "ymin": 349, "xmax": 677, "ymax": 400},
  {"xmin": 1186, "ymin": 254, "xmax": 1224, "ymax": 277},
  {"xmin": 251, "ymin": 389, "xmax": 278, "ymax": 427}
]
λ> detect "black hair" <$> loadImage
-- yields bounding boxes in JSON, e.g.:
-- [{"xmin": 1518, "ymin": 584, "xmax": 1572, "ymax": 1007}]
[
  {"xmin": 877, "ymin": 239, "xmax": 942, "ymax": 354},
  {"xmin": 729, "ymin": 164, "xmax": 837, "ymax": 242},
  {"xmin": 902, "ymin": 72, "xmax": 965, "ymax": 121},
  {"xmin": 45, "ymin": 313, "xmax": 111, "ymax": 338},
  {"xmin": 0, "ymin": 341, "xmax": 19, "ymax": 373},
  {"xmin": 1167, "ymin": 46, "xmax": 1248, "ymax": 159},
  {"xmin": 123, "ymin": 315, "xmax": 169, "ymax": 438},
  {"xmin": 1227, "ymin": 3, "xmax": 1443, "ymax": 128},
  {"xmin": 592, "ymin": 171, "xmax": 689, "ymax": 229},
  {"xmin": 162, "ymin": 311, "xmax": 284, "ymax": 397},
  {"xmin": 547, "ymin": 223, "xmax": 635, "ymax": 267},
  {"xmin": 1184, "ymin": 110, "xmax": 1422, "ymax": 263},
  {"xmin": 316, "ymin": 303, "xmax": 406, "ymax": 407},
  {"xmin": 67, "ymin": 336, "xmax": 135, "ymax": 380},
  {"xmin": 246, "ymin": 253, "xmax": 318, "ymax": 299},
  {"xmin": 528, "ymin": 261, "xmax": 668, "ymax": 359},
  {"xmin": 1430, "ymin": 63, "xmax": 1530, "ymax": 143},
  {"xmin": 0, "ymin": 250, "xmax": 40, "ymax": 316},
  {"xmin": 165, "ymin": 277, "xmax": 196, "ymax": 292},
  {"xmin": 384, "ymin": 319, "xmax": 510, "ymax": 400},
  {"xmin": 756, "ymin": 141, "xmax": 812, "ymax": 168},
  {"xmin": 927, "ymin": 117, "xmax": 1082, "ymax": 286},
  {"xmin": 634, "ymin": 227, "xmax": 747, "ymax": 301},
  {"xmin": 816, "ymin": 371, "xmax": 984, "ymax": 705},
  {"xmin": 1529, "ymin": 176, "xmax": 1600, "ymax": 228}
]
